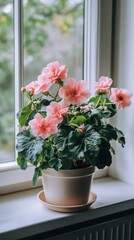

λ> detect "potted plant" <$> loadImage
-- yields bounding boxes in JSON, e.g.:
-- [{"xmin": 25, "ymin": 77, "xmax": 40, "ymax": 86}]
[{"xmin": 16, "ymin": 61, "xmax": 133, "ymax": 207}]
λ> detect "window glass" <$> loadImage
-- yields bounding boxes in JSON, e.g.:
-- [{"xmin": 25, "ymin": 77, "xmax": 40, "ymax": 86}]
[
  {"xmin": 0, "ymin": 0, "xmax": 14, "ymax": 163},
  {"xmin": 23, "ymin": 0, "xmax": 84, "ymax": 87}
]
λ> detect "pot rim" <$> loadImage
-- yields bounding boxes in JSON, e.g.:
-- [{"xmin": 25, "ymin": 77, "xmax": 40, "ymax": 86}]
[{"xmin": 42, "ymin": 166, "xmax": 95, "ymax": 178}]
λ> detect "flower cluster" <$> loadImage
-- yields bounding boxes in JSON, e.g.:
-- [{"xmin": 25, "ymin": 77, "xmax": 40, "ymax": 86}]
[{"xmin": 17, "ymin": 61, "xmax": 133, "ymax": 185}]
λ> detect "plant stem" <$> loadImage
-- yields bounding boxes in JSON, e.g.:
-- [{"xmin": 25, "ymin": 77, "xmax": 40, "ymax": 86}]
[{"xmin": 95, "ymin": 95, "xmax": 101, "ymax": 108}]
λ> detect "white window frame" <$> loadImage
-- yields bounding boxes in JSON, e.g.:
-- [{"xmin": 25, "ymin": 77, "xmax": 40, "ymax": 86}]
[{"xmin": 0, "ymin": 0, "xmax": 111, "ymax": 195}]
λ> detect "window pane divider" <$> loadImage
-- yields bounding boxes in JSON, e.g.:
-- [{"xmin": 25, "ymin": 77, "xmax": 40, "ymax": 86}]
[
  {"xmin": 84, "ymin": 0, "xmax": 99, "ymax": 88},
  {"xmin": 14, "ymin": 0, "xmax": 24, "ymax": 160}
]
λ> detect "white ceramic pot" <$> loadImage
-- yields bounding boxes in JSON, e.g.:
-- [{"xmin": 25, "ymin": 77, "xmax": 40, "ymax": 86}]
[{"xmin": 42, "ymin": 166, "xmax": 95, "ymax": 206}]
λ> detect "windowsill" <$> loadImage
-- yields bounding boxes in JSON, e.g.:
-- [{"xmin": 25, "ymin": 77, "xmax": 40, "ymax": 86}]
[{"xmin": 1, "ymin": 177, "xmax": 134, "ymax": 240}]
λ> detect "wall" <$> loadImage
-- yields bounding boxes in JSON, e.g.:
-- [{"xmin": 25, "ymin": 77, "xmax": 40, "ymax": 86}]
[{"xmin": 109, "ymin": 0, "xmax": 134, "ymax": 184}]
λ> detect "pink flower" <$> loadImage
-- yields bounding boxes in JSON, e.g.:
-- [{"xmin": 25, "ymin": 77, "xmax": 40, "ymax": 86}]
[
  {"xmin": 81, "ymin": 105, "xmax": 91, "ymax": 110},
  {"xmin": 22, "ymin": 81, "xmax": 37, "ymax": 94},
  {"xmin": 42, "ymin": 61, "xmax": 68, "ymax": 84},
  {"xmin": 29, "ymin": 113, "xmax": 58, "ymax": 139},
  {"xmin": 77, "ymin": 125, "xmax": 85, "ymax": 132},
  {"xmin": 59, "ymin": 78, "xmax": 90, "ymax": 105},
  {"xmin": 34, "ymin": 74, "xmax": 52, "ymax": 95},
  {"xmin": 110, "ymin": 88, "xmax": 133, "ymax": 109},
  {"xmin": 46, "ymin": 100, "xmax": 69, "ymax": 124},
  {"xmin": 94, "ymin": 76, "xmax": 113, "ymax": 93}
]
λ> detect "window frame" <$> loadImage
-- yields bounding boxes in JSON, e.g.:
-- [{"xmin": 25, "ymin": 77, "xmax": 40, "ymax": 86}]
[{"xmin": 0, "ymin": 0, "xmax": 111, "ymax": 195}]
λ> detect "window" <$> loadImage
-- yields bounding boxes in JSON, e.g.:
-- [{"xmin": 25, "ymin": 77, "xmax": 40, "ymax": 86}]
[
  {"xmin": 1, "ymin": 0, "xmax": 121, "ymax": 195},
  {"xmin": 2, "ymin": 0, "xmax": 103, "ymax": 194}
]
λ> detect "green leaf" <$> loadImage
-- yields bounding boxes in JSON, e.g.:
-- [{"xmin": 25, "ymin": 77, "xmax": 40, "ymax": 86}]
[
  {"xmin": 48, "ymin": 157, "xmax": 62, "ymax": 170},
  {"xmin": 115, "ymin": 128, "xmax": 125, "ymax": 147},
  {"xmin": 49, "ymin": 156, "xmax": 72, "ymax": 170},
  {"xmin": 84, "ymin": 126, "xmax": 101, "ymax": 152},
  {"xmin": 43, "ymin": 140, "xmax": 55, "ymax": 159},
  {"xmin": 70, "ymin": 115, "xmax": 86, "ymax": 126},
  {"xmin": 40, "ymin": 161, "xmax": 49, "ymax": 170},
  {"xmin": 99, "ymin": 124, "xmax": 117, "ymax": 141},
  {"xmin": 100, "ymin": 106, "xmax": 116, "ymax": 118},
  {"xmin": 54, "ymin": 131, "xmax": 68, "ymax": 152},
  {"xmin": 86, "ymin": 111, "xmax": 101, "ymax": 126},
  {"xmin": 32, "ymin": 167, "xmax": 41, "ymax": 186},
  {"xmin": 85, "ymin": 139, "xmax": 112, "ymax": 169},
  {"xmin": 83, "ymin": 126, "xmax": 113, "ymax": 168},
  {"xmin": 27, "ymin": 109, "xmax": 36, "ymax": 122},
  {"xmin": 59, "ymin": 156, "xmax": 72, "ymax": 169},
  {"xmin": 68, "ymin": 143, "xmax": 82, "ymax": 156},
  {"xmin": 18, "ymin": 103, "xmax": 32, "ymax": 126},
  {"xmin": 95, "ymin": 149, "xmax": 112, "ymax": 169},
  {"xmin": 89, "ymin": 96, "xmax": 117, "ymax": 118},
  {"xmin": 17, "ymin": 152, "xmax": 28, "ymax": 170},
  {"xmin": 88, "ymin": 95, "xmax": 100, "ymax": 105},
  {"xmin": 16, "ymin": 130, "xmax": 44, "ymax": 162},
  {"xmin": 35, "ymin": 96, "xmax": 52, "ymax": 110},
  {"xmin": 32, "ymin": 171, "xmax": 38, "ymax": 187},
  {"xmin": 68, "ymin": 131, "xmax": 83, "ymax": 157}
]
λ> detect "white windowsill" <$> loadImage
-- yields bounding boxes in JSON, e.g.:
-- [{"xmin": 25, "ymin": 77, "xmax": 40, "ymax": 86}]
[
  {"xmin": 0, "ymin": 162, "xmax": 108, "ymax": 195},
  {"xmin": 1, "ymin": 177, "xmax": 134, "ymax": 240}
]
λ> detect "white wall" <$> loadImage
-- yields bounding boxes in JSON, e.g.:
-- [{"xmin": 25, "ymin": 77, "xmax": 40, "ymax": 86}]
[{"xmin": 109, "ymin": 0, "xmax": 134, "ymax": 184}]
